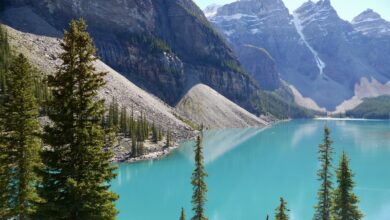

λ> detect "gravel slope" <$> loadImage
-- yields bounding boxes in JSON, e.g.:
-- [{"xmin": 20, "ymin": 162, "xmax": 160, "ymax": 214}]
[
  {"xmin": 4, "ymin": 25, "xmax": 195, "ymax": 141},
  {"xmin": 175, "ymin": 84, "xmax": 268, "ymax": 129}
]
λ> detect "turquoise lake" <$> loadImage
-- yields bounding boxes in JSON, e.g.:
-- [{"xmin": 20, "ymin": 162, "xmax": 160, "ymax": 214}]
[{"xmin": 111, "ymin": 119, "xmax": 390, "ymax": 220}]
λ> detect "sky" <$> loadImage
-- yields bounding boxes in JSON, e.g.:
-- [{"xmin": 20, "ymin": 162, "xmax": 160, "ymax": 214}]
[{"xmin": 194, "ymin": 0, "xmax": 390, "ymax": 21}]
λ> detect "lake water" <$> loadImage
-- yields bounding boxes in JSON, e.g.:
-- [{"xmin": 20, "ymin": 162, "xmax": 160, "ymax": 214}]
[{"xmin": 111, "ymin": 119, "xmax": 390, "ymax": 220}]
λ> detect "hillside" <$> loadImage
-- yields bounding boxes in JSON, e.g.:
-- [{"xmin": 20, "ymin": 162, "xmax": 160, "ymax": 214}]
[
  {"xmin": 346, "ymin": 96, "xmax": 390, "ymax": 119},
  {"xmin": 176, "ymin": 84, "xmax": 269, "ymax": 129},
  {"xmin": 4, "ymin": 24, "xmax": 195, "ymax": 141}
]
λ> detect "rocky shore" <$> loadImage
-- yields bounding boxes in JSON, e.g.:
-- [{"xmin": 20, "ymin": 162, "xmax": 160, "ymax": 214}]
[{"xmin": 110, "ymin": 134, "xmax": 198, "ymax": 163}]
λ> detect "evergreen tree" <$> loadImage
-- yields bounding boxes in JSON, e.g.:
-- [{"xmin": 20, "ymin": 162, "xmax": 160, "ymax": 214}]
[
  {"xmin": 1, "ymin": 54, "xmax": 42, "ymax": 219},
  {"xmin": 131, "ymin": 132, "xmax": 137, "ymax": 157},
  {"xmin": 128, "ymin": 106, "xmax": 134, "ymax": 137},
  {"xmin": 275, "ymin": 198, "xmax": 289, "ymax": 220},
  {"xmin": 151, "ymin": 122, "xmax": 158, "ymax": 143},
  {"xmin": 36, "ymin": 19, "xmax": 118, "ymax": 219},
  {"xmin": 113, "ymin": 98, "xmax": 119, "ymax": 127},
  {"xmin": 158, "ymin": 127, "xmax": 163, "ymax": 142},
  {"xmin": 0, "ymin": 23, "xmax": 11, "ymax": 218},
  {"xmin": 0, "ymin": 25, "xmax": 10, "ymax": 94},
  {"xmin": 332, "ymin": 152, "xmax": 363, "ymax": 220},
  {"xmin": 191, "ymin": 136, "xmax": 208, "ymax": 220},
  {"xmin": 165, "ymin": 130, "xmax": 171, "ymax": 148},
  {"xmin": 120, "ymin": 106, "xmax": 127, "ymax": 134},
  {"xmin": 313, "ymin": 126, "xmax": 334, "ymax": 220},
  {"xmin": 180, "ymin": 207, "xmax": 186, "ymax": 220}
]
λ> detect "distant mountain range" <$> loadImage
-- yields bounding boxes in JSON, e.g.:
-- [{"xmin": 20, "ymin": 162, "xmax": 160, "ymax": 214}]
[{"xmin": 206, "ymin": 0, "xmax": 390, "ymax": 112}]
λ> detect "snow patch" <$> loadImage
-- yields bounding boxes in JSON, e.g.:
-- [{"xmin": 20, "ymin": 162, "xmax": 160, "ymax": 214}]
[
  {"xmin": 293, "ymin": 12, "xmax": 326, "ymax": 76},
  {"xmin": 203, "ymin": 4, "xmax": 222, "ymax": 18},
  {"xmin": 224, "ymin": 30, "xmax": 235, "ymax": 36}
]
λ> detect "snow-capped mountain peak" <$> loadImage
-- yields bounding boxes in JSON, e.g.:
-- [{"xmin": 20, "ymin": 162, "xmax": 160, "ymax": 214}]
[{"xmin": 352, "ymin": 9, "xmax": 390, "ymax": 37}]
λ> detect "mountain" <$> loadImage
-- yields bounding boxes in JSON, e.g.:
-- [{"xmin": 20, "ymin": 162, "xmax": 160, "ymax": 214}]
[
  {"xmin": 207, "ymin": 0, "xmax": 390, "ymax": 112},
  {"xmin": 352, "ymin": 9, "xmax": 390, "ymax": 38},
  {"xmin": 346, "ymin": 96, "xmax": 390, "ymax": 119},
  {"xmin": 175, "ymin": 84, "xmax": 269, "ymax": 129},
  {"xmin": 0, "ymin": 0, "xmax": 279, "ymax": 135},
  {"xmin": 1, "ymin": 0, "xmax": 264, "ymax": 116},
  {"xmin": 3, "ymin": 23, "xmax": 195, "ymax": 141}
]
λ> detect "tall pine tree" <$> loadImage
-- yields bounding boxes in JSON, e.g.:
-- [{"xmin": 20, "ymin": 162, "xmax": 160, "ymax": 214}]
[
  {"xmin": 36, "ymin": 19, "xmax": 118, "ymax": 219},
  {"xmin": 1, "ymin": 54, "xmax": 42, "ymax": 219},
  {"xmin": 313, "ymin": 126, "xmax": 334, "ymax": 220},
  {"xmin": 332, "ymin": 152, "xmax": 363, "ymax": 220},
  {"xmin": 275, "ymin": 198, "xmax": 289, "ymax": 220},
  {"xmin": 0, "ymin": 24, "xmax": 10, "ymax": 94},
  {"xmin": 0, "ymin": 23, "xmax": 11, "ymax": 218},
  {"xmin": 191, "ymin": 135, "xmax": 208, "ymax": 220}
]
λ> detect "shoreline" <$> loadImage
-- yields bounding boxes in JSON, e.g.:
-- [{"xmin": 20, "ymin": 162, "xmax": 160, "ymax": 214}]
[{"xmin": 113, "ymin": 118, "xmax": 280, "ymax": 164}]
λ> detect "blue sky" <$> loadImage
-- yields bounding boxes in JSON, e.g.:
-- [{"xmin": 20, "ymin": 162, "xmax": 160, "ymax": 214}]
[{"xmin": 194, "ymin": 0, "xmax": 390, "ymax": 21}]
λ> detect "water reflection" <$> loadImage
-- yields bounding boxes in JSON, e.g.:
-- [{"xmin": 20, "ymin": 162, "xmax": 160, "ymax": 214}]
[{"xmin": 180, "ymin": 127, "xmax": 266, "ymax": 164}]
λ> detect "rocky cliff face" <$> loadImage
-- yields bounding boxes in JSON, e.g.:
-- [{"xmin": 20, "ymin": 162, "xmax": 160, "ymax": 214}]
[
  {"xmin": 208, "ymin": 0, "xmax": 319, "ymax": 93},
  {"xmin": 352, "ymin": 9, "xmax": 390, "ymax": 38},
  {"xmin": 208, "ymin": 0, "xmax": 390, "ymax": 111},
  {"xmin": 235, "ymin": 45, "xmax": 280, "ymax": 90},
  {"xmin": 2, "ymin": 0, "xmax": 264, "ymax": 114}
]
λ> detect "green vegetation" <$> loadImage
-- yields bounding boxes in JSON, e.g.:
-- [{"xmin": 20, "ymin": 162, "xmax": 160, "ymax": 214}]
[
  {"xmin": 313, "ymin": 126, "xmax": 334, "ymax": 220},
  {"xmin": 173, "ymin": 112, "xmax": 200, "ymax": 131},
  {"xmin": 0, "ymin": 25, "xmax": 10, "ymax": 94},
  {"xmin": 221, "ymin": 60, "xmax": 246, "ymax": 75},
  {"xmin": 191, "ymin": 135, "xmax": 208, "ymax": 220},
  {"xmin": 275, "ymin": 198, "xmax": 289, "ymax": 220},
  {"xmin": 129, "ymin": 34, "xmax": 171, "ymax": 54},
  {"xmin": 103, "ymin": 98, "xmax": 167, "ymax": 157},
  {"xmin": 332, "ymin": 152, "xmax": 363, "ymax": 220},
  {"xmin": 36, "ymin": 19, "xmax": 118, "ymax": 219},
  {"xmin": 0, "ymin": 54, "xmax": 42, "ymax": 219},
  {"xmin": 346, "ymin": 95, "xmax": 390, "ymax": 119},
  {"xmin": 257, "ymin": 89, "xmax": 315, "ymax": 119}
]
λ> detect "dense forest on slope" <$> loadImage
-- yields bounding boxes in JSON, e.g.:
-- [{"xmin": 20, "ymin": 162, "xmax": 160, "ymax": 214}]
[{"xmin": 346, "ymin": 96, "xmax": 390, "ymax": 119}]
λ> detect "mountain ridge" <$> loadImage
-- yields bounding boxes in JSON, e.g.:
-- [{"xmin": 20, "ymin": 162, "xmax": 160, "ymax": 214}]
[{"xmin": 207, "ymin": 0, "xmax": 390, "ymax": 112}]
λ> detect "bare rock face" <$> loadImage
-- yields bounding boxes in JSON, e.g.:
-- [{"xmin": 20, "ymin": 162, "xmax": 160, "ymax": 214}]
[
  {"xmin": 352, "ymin": 9, "xmax": 390, "ymax": 38},
  {"xmin": 207, "ymin": 0, "xmax": 390, "ymax": 111},
  {"xmin": 2, "ymin": 0, "xmax": 264, "ymax": 115},
  {"xmin": 235, "ymin": 45, "xmax": 280, "ymax": 90}
]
